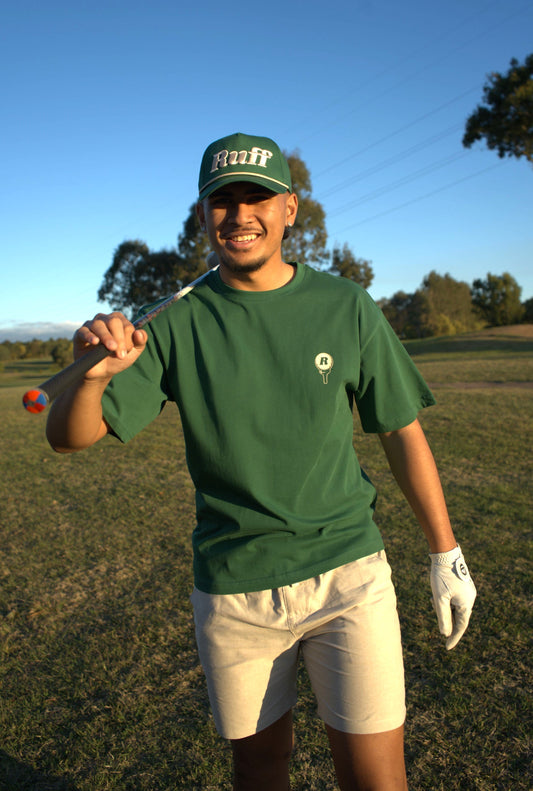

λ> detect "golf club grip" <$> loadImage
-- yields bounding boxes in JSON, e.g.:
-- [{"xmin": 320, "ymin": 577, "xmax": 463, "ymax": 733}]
[{"xmin": 29, "ymin": 343, "xmax": 112, "ymax": 406}]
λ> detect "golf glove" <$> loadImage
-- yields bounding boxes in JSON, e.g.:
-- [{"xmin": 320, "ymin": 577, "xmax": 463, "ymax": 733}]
[{"xmin": 430, "ymin": 544, "xmax": 476, "ymax": 650}]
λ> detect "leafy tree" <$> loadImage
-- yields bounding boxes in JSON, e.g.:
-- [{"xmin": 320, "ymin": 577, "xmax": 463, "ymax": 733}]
[
  {"xmin": 329, "ymin": 243, "xmax": 373, "ymax": 288},
  {"xmin": 523, "ymin": 297, "xmax": 533, "ymax": 323},
  {"xmin": 463, "ymin": 54, "xmax": 533, "ymax": 165},
  {"xmin": 23, "ymin": 339, "xmax": 48, "ymax": 359},
  {"xmin": 379, "ymin": 290, "xmax": 429, "ymax": 339},
  {"xmin": 282, "ymin": 151, "xmax": 329, "ymax": 267},
  {"xmin": 378, "ymin": 291, "xmax": 412, "ymax": 338},
  {"xmin": 471, "ymin": 272, "xmax": 525, "ymax": 326},
  {"xmin": 50, "ymin": 339, "xmax": 73, "ymax": 369},
  {"xmin": 419, "ymin": 271, "xmax": 481, "ymax": 336},
  {"xmin": 98, "ymin": 240, "xmax": 186, "ymax": 318},
  {"xmin": 9, "ymin": 342, "xmax": 26, "ymax": 360},
  {"xmin": 380, "ymin": 272, "xmax": 482, "ymax": 339},
  {"xmin": 177, "ymin": 203, "xmax": 213, "ymax": 279},
  {"xmin": 0, "ymin": 344, "xmax": 10, "ymax": 370},
  {"xmin": 99, "ymin": 240, "xmax": 150, "ymax": 315}
]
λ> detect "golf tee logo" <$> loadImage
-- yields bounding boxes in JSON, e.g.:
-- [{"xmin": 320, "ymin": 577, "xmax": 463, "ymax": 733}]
[{"xmin": 315, "ymin": 353, "xmax": 334, "ymax": 384}]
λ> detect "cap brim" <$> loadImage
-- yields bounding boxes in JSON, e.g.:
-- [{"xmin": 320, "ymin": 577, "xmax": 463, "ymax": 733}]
[{"xmin": 199, "ymin": 172, "xmax": 290, "ymax": 201}]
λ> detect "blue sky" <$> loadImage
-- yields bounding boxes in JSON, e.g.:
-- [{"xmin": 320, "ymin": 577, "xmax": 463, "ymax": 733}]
[{"xmin": 2, "ymin": 0, "xmax": 532, "ymax": 341}]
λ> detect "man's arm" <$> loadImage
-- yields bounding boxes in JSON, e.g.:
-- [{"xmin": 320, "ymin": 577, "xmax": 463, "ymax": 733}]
[
  {"xmin": 378, "ymin": 417, "xmax": 456, "ymax": 553},
  {"xmin": 378, "ymin": 417, "xmax": 476, "ymax": 649},
  {"xmin": 46, "ymin": 312, "xmax": 147, "ymax": 453}
]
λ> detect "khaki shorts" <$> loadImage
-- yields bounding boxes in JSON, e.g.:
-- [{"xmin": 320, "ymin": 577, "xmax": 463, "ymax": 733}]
[{"xmin": 191, "ymin": 551, "xmax": 405, "ymax": 740}]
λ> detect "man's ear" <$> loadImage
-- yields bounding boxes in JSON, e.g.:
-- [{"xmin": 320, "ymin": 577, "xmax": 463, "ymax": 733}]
[
  {"xmin": 286, "ymin": 192, "xmax": 298, "ymax": 227},
  {"xmin": 196, "ymin": 201, "xmax": 206, "ymax": 230}
]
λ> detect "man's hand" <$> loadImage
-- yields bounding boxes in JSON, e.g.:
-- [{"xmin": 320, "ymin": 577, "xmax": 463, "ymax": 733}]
[
  {"xmin": 46, "ymin": 312, "xmax": 147, "ymax": 453},
  {"xmin": 74, "ymin": 312, "xmax": 147, "ymax": 382},
  {"xmin": 430, "ymin": 545, "xmax": 477, "ymax": 650}
]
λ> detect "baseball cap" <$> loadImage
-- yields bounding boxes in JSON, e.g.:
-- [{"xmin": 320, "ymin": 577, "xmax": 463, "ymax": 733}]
[{"xmin": 198, "ymin": 132, "xmax": 292, "ymax": 200}]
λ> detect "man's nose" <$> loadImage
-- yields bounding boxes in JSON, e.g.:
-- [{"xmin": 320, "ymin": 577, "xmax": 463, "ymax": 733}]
[{"xmin": 227, "ymin": 201, "xmax": 253, "ymax": 224}]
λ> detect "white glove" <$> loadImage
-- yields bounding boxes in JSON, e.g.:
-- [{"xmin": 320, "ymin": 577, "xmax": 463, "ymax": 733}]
[{"xmin": 430, "ymin": 544, "xmax": 476, "ymax": 650}]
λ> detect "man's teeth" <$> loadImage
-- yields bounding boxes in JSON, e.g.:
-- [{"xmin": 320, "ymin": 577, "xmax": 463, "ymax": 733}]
[{"xmin": 231, "ymin": 234, "xmax": 258, "ymax": 242}]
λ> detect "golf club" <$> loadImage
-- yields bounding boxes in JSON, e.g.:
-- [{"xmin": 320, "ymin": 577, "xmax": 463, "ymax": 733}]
[{"xmin": 23, "ymin": 260, "xmax": 219, "ymax": 413}]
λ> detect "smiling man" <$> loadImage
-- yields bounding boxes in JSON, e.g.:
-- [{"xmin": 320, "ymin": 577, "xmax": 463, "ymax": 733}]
[
  {"xmin": 196, "ymin": 134, "xmax": 298, "ymax": 287},
  {"xmin": 46, "ymin": 132, "xmax": 476, "ymax": 791}
]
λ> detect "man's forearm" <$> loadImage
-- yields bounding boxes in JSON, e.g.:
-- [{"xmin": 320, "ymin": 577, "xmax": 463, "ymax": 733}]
[
  {"xmin": 378, "ymin": 418, "xmax": 456, "ymax": 553},
  {"xmin": 46, "ymin": 377, "xmax": 110, "ymax": 453}
]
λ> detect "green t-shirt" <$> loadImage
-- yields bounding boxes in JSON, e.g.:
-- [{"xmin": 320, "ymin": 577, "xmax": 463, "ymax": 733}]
[{"xmin": 102, "ymin": 263, "xmax": 435, "ymax": 593}]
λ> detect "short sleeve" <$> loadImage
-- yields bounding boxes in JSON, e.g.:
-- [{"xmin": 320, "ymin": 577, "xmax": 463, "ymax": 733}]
[
  {"xmin": 354, "ymin": 297, "xmax": 435, "ymax": 433},
  {"xmin": 101, "ymin": 328, "xmax": 172, "ymax": 443}
]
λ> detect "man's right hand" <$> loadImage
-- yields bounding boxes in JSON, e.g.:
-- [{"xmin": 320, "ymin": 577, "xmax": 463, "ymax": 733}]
[
  {"xmin": 74, "ymin": 312, "xmax": 148, "ymax": 382},
  {"xmin": 46, "ymin": 312, "xmax": 147, "ymax": 453}
]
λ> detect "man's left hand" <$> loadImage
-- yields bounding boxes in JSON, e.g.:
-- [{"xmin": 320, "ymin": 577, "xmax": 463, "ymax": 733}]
[{"xmin": 430, "ymin": 545, "xmax": 477, "ymax": 650}]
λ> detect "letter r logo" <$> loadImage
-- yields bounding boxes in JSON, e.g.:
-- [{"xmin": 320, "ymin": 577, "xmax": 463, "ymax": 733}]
[{"xmin": 314, "ymin": 353, "xmax": 334, "ymax": 384}]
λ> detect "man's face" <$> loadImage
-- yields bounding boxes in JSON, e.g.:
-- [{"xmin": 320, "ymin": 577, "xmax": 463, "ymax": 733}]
[{"xmin": 197, "ymin": 182, "xmax": 298, "ymax": 276}]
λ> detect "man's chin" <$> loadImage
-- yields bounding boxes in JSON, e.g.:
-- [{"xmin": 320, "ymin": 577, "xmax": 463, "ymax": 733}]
[{"xmin": 219, "ymin": 254, "xmax": 266, "ymax": 275}]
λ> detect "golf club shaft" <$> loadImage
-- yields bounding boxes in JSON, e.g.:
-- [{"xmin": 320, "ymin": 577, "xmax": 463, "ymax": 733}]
[{"xmin": 23, "ymin": 264, "xmax": 218, "ymax": 412}]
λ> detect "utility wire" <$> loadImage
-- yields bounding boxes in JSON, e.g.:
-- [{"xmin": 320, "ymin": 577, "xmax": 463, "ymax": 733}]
[
  {"xmin": 331, "ymin": 162, "xmax": 505, "ymax": 235},
  {"xmin": 298, "ymin": 1, "xmax": 532, "ymax": 147},
  {"xmin": 314, "ymin": 86, "xmax": 480, "ymax": 180},
  {"xmin": 327, "ymin": 151, "xmax": 470, "ymax": 218},
  {"xmin": 319, "ymin": 123, "xmax": 463, "ymax": 199}
]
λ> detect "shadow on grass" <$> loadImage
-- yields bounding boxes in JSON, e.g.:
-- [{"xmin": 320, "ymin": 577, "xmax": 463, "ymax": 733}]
[{"xmin": 0, "ymin": 750, "xmax": 79, "ymax": 791}]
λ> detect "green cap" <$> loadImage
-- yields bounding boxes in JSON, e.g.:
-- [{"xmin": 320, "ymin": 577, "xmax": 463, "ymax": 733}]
[{"xmin": 198, "ymin": 132, "xmax": 292, "ymax": 200}]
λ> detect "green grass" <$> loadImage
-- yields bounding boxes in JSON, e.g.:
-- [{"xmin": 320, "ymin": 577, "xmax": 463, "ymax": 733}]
[
  {"xmin": 0, "ymin": 359, "xmax": 58, "ymax": 389},
  {"xmin": 1, "ymin": 337, "xmax": 532, "ymax": 790}
]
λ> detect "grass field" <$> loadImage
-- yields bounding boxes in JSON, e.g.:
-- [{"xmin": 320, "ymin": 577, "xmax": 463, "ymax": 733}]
[{"xmin": 1, "ymin": 329, "xmax": 531, "ymax": 790}]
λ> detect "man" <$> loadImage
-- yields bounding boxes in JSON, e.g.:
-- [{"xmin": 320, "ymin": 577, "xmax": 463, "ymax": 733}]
[{"xmin": 47, "ymin": 132, "xmax": 476, "ymax": 790}]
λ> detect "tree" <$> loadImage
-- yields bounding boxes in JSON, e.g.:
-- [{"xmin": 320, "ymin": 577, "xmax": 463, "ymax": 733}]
[
  {"xmin": 177, "ymin": 203, "xmax": 213, "ymax": 278},
  {"xmin": 98, "ymin": 240, "xmax": 187, "ymax": 318},
  {"xmin": 471, "ymin": 272, "xmax": 525, "ymax": 326},
  {"xmin": 24, "ymin": 339, "xmax": 48, "ymax": 359},
  {"xmin": 523, "ymin": 297, "xmax": 533, "ymax": 323},
  {"xmin": 419, "ymin": 271, "xmax": 481, "ymax": 336},
  {"xmin": 463, "ymin": 54, "xmax": 533, "ymax": 165},
  {"xmin": 379, "ymin": 290, "xmax": 428, "ymax": 339},
  {"xmin": 329, "ymin": 244, "xmax": 373, "ymax": 289},
  {"xmin": 50, "ymin": 339, "xmax": 73, "ymax": 369},
  {"xmin": 9, "ymin": 342, "xmax": 26, "ymax": 360},
  {"xmin": 380, "ymin": 272, "xmax": 483, "ymax": 339},
  {"xmin": 281, "ymin": 151, "xmax": 329, "ymax": 267}
]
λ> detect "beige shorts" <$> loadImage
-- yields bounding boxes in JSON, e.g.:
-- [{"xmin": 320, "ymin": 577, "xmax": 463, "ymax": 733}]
[{"xmin": 191, "ymin": 551, "xmax": 405, "ymax": 740}]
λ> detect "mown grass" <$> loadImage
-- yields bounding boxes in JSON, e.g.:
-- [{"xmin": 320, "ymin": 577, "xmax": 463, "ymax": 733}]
[
  {"xmin": 0, "ymin": 359, "xmax": 59, "ymax": 389},
  {"xmin": 1, "ymin": 336, "xmax": 531, "ymax": 790}
]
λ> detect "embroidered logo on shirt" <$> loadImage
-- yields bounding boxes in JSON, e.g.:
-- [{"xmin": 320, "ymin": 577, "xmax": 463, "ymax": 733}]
[{"xmin": 314, "ymin": 353, "xmax": 334, "ymax": 384}]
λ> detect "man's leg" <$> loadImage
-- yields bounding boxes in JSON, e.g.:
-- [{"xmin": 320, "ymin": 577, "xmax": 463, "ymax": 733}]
[
  {"xmin": 298, "ymin": 554, "xmax": 407, "ymax": 789},
  {"xmin": 231, "ymin": 709, "xmax": 294, "ymax": 791},
  {"xmin": 326, "ymin": 724, "xmax": 408, "ymax": 791}
]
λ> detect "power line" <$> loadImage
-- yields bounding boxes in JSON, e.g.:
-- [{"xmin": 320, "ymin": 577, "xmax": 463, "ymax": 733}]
[
  {"xmin": 327, "ymin": 151, "xmax": 470, "ymax": 218},
  {"xmin": 314, "ymin": 86, "xmax": 480, "ymax": 180},
  {"xmin": 296, "ymin": 1, "xmax": 532, "ymax": 147},
  {"xmin": 318, "ymin": 123, "xmax": 463, "ymax": 199},
  {"xmin": 331, "ymin": 162, "xmax": 505, "ymax": 234}
]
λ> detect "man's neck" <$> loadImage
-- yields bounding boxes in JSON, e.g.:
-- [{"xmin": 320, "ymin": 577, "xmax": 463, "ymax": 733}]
[{"xmin": 219, "ymin": 260, "xmax": 296, "ymax": 292}]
